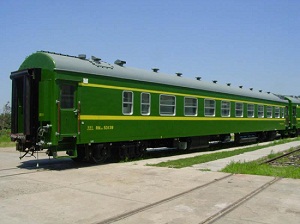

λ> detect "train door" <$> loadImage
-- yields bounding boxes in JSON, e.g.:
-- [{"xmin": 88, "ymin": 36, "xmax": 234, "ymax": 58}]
[
  {"xmin": 58, "ymin": 82, "xmax": 79, "ymax": 137},
  {"xmin": 285, "ymin": 106, "xmax": 289, "ymax": 126},
  {"xmin": 292, "ymin": 106, "xmax": 297, "ymax": 127},
  {"xmin": 10, "ymin": 69, "xmax": 40, "ymax": 150}
]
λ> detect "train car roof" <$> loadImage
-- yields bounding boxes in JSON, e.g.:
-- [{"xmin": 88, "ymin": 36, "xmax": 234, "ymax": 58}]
[
  {"xmin": 21, "ymin": 51, "xmax": 286, "ymax": 103},
  {"xmin": 285, "ymin": 96, "xmax": 300, "ymax": 104}
]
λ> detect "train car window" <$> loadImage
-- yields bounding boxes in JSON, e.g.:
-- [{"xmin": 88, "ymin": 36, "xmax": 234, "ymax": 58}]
[
  {"xmin": 141, "ymin": 93, "xmax": 150, "ymax": 115},
  {"xmin": 60, "ymin": 84, "xmax": 75, "ymax": 109},
  {"xmin": 204, "ymin": 99, "xmax": 215, "ymax": 116},
  {"xmin": 258, "ymin": 105, "xmax": 264, "ymax": 118},
  {"xmin": 160, "ymin": 94, "xmax": 176, "ymax": 116},
  {"xmin": 184, "ymin": 97, "xmax": 198, "ymax": 116},
  {"xmin": 281, "ymin": 107, "xmax": 285, "ymax": 118},
  {"xmin": 221, "ymin": 101, "xmax": 230, "ymax": 117},
  {"xmin": 247, "ymin": 104, "xmax": 254, "ymax": 117},
  {"xmin": 275, "ymin": 107, "xmax": 280, "ymax": 118},
  {"xmin": 122, "ymin": 91, "xmax": 133, "ymax": 115},
  {"xmin": 235, "ymin": 102, "xmax": 243, "ymax": 117},
  {"xmin": 266, "ymin": 106, "xmax": 273, "ymax": 118}
]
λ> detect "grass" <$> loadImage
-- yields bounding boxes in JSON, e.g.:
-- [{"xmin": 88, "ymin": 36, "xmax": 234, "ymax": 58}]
[
  {"xmin": 0, "ymin": 129, "xmax": 15, "ymax": 147},
  {"xmin": 221, "ymin": 146, "xmax": 300, "ymax": 179},
  {"xmin": 148, "ymin": 138, "xmax": 300, "ymax": 169},
  {"xmin": 221, "ymin": 161, "xmax": 300, "ymax": 179}
]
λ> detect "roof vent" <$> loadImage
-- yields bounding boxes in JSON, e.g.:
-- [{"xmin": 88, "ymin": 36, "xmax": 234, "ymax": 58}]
[
  {"xmin": 213, "ymin": 80, "xmax": 217, "ymax": 84},
  {"xmin": 227, "ymin": 83, "xmax": 231, "ymax": 86},
  {"xmin": 176, "ymin": 72, "xmax": 182, "ymax": 77},
  {"xmin": 239, "ymin": 86, "xmax": 243, "ymax": 89},
  {"xmin": 78, "ymin": 54, "xmax": 86, "ymax": 59},
  {"xmin": 152, "ymin": 68, "xmax": 159, "ymax": 73},
  {"xmin": 91, "ymin": 56, "xmax": 101, "ymax": 62},
  {"xmin": 196, "ymin": 77, "xmax": 201, "ymax": 81},
  {"xmin": 114, "ymin": 59, "xmax": 126, "ymax": 66}
]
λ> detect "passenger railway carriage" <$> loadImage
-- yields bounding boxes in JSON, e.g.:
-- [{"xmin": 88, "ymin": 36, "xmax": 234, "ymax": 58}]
[{"xmin": 10, "ymin": 51, "xmax": 300, "ymax": 162}]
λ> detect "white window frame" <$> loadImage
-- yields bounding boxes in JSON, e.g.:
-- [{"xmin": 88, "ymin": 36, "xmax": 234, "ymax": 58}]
[
  {"xmin": 204, "ymin": 99, "xmax": 215, "ymax": 117},
  {"xmin": 235, "ymin": 102, "xmax": 243, "ymax": 117},
  {"xmin": 141, "ymin": 92, "xmax": 150, "ymax": 115},
  {"xmin": 221, "ymin": 101, "xmax": 231, "ymax": 117},
  {"xmin": 247, "ymin": 104, "xmax": 255, "ymax": 118},
  {"xmin": 258, "ymin": 105, "xmax": 264, "ymax": 118},
  {"xmin": 275, "ymin": 107, "xmax": 280, "ymax": 118},
  {"xmin": 160, "ymin": 94, "xmax": 176, "ymax": 116},
  {"xmin": 122, "ymin": 91, "xmax": 133, "ymax": 115},
  {"xmin": 184, "ymin": 97, "xmax": 198, "ymax": 116},
  {"xmin": 267, "ymin": 106, "xmax": 273, "ymax": 118}
]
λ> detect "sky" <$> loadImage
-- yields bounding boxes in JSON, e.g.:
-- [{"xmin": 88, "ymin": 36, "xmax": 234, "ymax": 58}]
[{"xmin": 1, "ymin": 0, "xmax": 300, "ymax": 113}]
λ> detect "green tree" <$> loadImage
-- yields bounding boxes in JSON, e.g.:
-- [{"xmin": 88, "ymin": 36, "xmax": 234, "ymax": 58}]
[{"xmin": 0, "ymin": 102, "xmax": 11, "ymax": 130}]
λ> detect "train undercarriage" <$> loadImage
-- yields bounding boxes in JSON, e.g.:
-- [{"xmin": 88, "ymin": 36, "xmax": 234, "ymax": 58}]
[{"xmin": 57, "ymin": 130, "xmax": 291, "ymax": 164}]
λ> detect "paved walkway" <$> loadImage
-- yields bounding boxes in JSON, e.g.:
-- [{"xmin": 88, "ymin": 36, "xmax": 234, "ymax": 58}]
[
  {"xmin": 130, "ymin": 141, "xmax": 300, "ymax": 171},
  {"xmin": 1, "ymin": 141, "xmax": 300, "ymax": 224}
]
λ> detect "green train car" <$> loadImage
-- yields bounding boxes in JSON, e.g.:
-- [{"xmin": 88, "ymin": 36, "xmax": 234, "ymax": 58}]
[
  {"xmin": 10, "ymin": 51, "xmax": 299, "ymax": 162},
  {"xmin": 285, "ymin": 96, "xmax": 300, "ymax": 135}
]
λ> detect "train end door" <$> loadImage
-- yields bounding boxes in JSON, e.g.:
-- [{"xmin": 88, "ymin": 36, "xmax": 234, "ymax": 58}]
[{"xmin": 57, "ymin": 83, "xmax": 79, "ymax": 137}]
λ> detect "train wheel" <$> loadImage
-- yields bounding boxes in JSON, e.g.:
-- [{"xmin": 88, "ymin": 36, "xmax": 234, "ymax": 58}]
[
  {"xmin": 118, "ymin": 146, "xmax": 129, "ymax": 161},
  {"xmin": 90, "ymin": 144, "xmax": 111, "ymax": 163},
  {"xmin": 135, "ymin": 142, "xmax": 147, "ymax": 158},
  {"xmin": 257, "ymin": 132, "xmax": 267, "ymax": 142},
  {"xmin": 266, "ymin": 131, "xmax": 277, "ymax": 141}
]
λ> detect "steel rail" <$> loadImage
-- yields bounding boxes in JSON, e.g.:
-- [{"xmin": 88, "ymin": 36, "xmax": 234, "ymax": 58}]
[
  {"xmin": 199, "ymin": 177, "xmax": 281, "ymax": 224},
  {"xmin": 97, "ymin": 174, "xmax": 234, "ymax": 224},
  {"xmin": 261, "ymin": 146, "xmax": 300, "ymax": 165}
]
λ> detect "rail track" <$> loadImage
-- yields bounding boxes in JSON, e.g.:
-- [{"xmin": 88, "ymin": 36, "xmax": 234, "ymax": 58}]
[
  {"xmin": 0, "ymin": 162, "xmax": 55, "ymax": 178},
  {"xmin": 0, "ymin": 169, "xmax": 43, "ymax": 178},
  {"xmin": 97, "ymin": 175, "xmax": 280, "ymax": 224},
  {"xmin": 97, "ymin": 174, "xmax": 234, "ymax": 224},
  {"xmin": 199, "ymin": 177, "xmax": 281, "ymax": 224},
  {"xmin": 0, "ymin": 159, "xmax": 89, "ymax": 178},
  {"xmin": 262, "ymin": 146, "xmax": 300, "ymax": 167}
]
